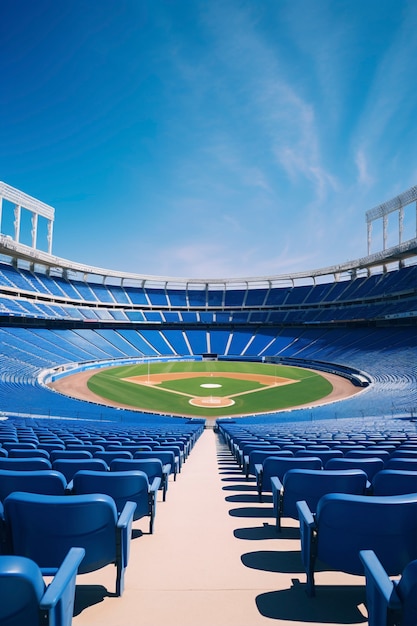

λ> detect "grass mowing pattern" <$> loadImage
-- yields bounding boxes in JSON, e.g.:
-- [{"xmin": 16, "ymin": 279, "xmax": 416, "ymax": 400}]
[{"xmin": 87, "ymin": 360, "xmax": 333, "ymax": 418}]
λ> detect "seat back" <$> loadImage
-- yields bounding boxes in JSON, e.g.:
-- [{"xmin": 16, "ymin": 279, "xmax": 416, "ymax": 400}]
[
  {"xmin": 391, "ymin": 450, "xmax": 417, "ymax": 459},
  {"xmin": 94, "ymin": 450, "xmax": 133, "ymax": 463},
  {"xmin": 107, "ymin": 444, "xmax": 152, "ymax": 454},
  {"xmin": 7, "ymin": 449, "xmax": 50, "ymax": 459},
  {"xmin": 154, "ymin": 444, "xmax": 183, "ymax": 462},
  {"xmin": 52, "ymin": 459, "xmax": 108, "ymax": 482},
  {"xmin": 0, "ymin": 458, "xmax": 52, "ymax": 471},
  {"xmin": 0, "ymin": 469, "xmax": 67, "ymax": 501},
  {"xmin": 315, "ymin": 493, "xmax": 417, "ymax": 576},
  {"xmin": 0, "ymin": 554, "xmax": 47, "ymax": 625},
  {"xmin": 282, "ymin": 469, "xmax": 367, "ymax": 519},
  {"xmin": 72, "ymin": 470, "xmax": 150, "ymax": 520},
  {"xmin": 134, "ymin": 450, "xmax": 175, "ymax": 468},
  {"xmin": 345, "ymin": 449, "xmax": 390, "ymax": 463},
  {"xmin": 325, "ymin": 457, "xmax": 384, "ymax": 481},
  {"xmin": 241, "ymin": 443, "xmax": 279, "ymax": 459},
  {"xmin": 49, "ymin": 450, "xmax": 93, "ymax": 462},
  {"xmin": 110, "ymin": 458, "xmax": 163, "ymax": 482},
  {"xmin": 246, "ymin": 448, "xmax": 284, "ymax": 475},
  {"xmin": 37, "ymin": 443, "xmax": 65, "ymax": 454},
  {"xmin": 1, "ymin": 442, "xmax": 37, "ymax": 452},
  {"xmin": 386, "ymin": 458, "xmax": 417, "ymax": 471},
  {"xmin": 295, "ymin": 449, "xmax": 343, "ymax": 464},
  {"xmin": 4, "ymin": 492, "xmax": 118, "ymax": 575},
  {"xmin": 66, "ymin": 444, "xmax": 104, "ymax": 454},
  {"xmin": 262, "ymin": 456, "xmax": 323, "ymax": 491},
  {"xmin": 372, "ymin": 469, "xmax": 417, "ymax": 496}
]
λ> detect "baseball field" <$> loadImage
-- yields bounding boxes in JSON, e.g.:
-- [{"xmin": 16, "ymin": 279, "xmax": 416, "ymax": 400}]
[{"xmin": 65, "ymin": 359, "xmax": 358, "ymax": 419}]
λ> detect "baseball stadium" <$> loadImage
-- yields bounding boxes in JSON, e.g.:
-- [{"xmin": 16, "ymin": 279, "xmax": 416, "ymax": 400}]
[{"xmin": 0, "ymin": 180, "xmax": 416, "ymax": 625}]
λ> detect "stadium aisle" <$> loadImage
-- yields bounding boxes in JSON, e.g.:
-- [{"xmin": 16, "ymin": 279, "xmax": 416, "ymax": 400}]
[{"xmin": 72, "ymin": 429, "xmax": 368, "ymax": 626}]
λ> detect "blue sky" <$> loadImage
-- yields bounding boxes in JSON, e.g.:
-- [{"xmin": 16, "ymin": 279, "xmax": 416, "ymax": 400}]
[{"xmin": 1, "ymin": 0, "xmax": 417, "ymax": 279}]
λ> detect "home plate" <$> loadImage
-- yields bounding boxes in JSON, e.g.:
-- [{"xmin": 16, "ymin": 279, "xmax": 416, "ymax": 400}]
[{"xmin": 189, "ymin": 396, "xmax": 235, "ymax": 408}]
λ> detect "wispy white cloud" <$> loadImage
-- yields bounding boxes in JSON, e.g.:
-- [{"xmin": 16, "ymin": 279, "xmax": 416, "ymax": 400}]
[
  {"xmin": 214, "ymin": 6, "xmax": 337, "ymax": 204},
  {"xmin": 355, "ymin": 148, "xmax": 373, "ymax": 187},
  {"xmin": 351, "ymin": 3, "xmax": 417, "ymax": 182}
]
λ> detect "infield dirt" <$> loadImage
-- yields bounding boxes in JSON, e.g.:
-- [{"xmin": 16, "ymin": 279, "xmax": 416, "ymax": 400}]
[{"xmin": 48, "ymin": 367, "xmax": 362, "ymax": 419}]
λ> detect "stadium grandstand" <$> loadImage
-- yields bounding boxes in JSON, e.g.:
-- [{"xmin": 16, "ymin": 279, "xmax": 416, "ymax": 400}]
[{"xmin": 0, "ymin": 180, "xmax": 416, "ymax": 625}]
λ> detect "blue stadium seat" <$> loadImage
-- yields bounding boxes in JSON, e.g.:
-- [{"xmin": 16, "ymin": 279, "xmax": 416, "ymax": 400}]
[
  {"xmin": 256, "ymin": 456, "xmax": 323, "ymax": 501},
  {"xmin": 0, "ymin": 547, "xmax": 84, "ymax": 626},
  {"xmin": 0, "ymin": 458, "xmax": 52, "ymax": 471},
  {"xmin": 371, "ymin": 469, "xmax": 417, "ymax": 496},
  {"xmin": 297, "ymin": 493, "xmax": 417, "ymax": 597},
  {"xmin": 71, "ymin": 469, "xmax": 159, "ymax": 533},
  {"xmin": 110, "ymin": 458, "xmax": 169, "ymax": 501},
  {"xmin": 51, "ymin": 458, "xmax": 108, "ymax": 482},
  {"xmin": 3, "ymin": 491, "xmax": 135, "ymax": 596},
  {"xmin": 0, "ymin": 469, "xmax": 67, "ymax": 501},
  {"xmin": 360, "ymin": 550, "xmax": 417, "ymax": 626},
  {"xmin": 271, "ymin": 468, "xmax": 367, "ymax": 531}
]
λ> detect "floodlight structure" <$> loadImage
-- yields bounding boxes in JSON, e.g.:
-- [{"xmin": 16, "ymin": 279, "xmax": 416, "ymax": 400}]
[
  {"xmin": 0, "ymin": 181, "xmax": 416, "ymax": 293},
  {"xmin": 0, "ymin": 181, "xmax": 55, "ymax": 254},
  {"xmin": 366, "ymin": 185, "xmax": 417, "ymax": 255}
]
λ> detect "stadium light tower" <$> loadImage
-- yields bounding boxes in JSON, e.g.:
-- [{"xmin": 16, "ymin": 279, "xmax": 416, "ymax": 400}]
[
  {"xmin": 0, "ymin": 181, "xmax": 55, "ymax": 254},
  {"xmin": 366, "ymin": 185, "xmax": 417, "ymax": 255}
]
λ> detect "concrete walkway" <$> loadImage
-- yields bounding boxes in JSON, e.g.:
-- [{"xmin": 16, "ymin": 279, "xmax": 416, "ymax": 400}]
[{"xmin": 72, "ymin": 429, "xmax": 368, "ymax": 626}]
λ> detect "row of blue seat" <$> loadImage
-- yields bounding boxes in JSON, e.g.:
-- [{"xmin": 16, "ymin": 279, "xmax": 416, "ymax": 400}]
[
  {"xmin": 270, "ymin": 467, "xmax": 417, "ymax": 530},
  {"xmin": 0, "ymin": 418, "xmax": 204, "ymax": 621},
  {"xmin": 1, "ymin": 325, "xmax": 417, "ymax": 421},
  {"xmin": 221, "ymin": 420, "xmax": 417, "ymax": 624},
  {"xmin": 1, "ymin": 260, "xmax": 415, "ymax": 308},
  {"xmin": 0, "ymin": 491, "xmax": 134, "ymax": 598}
]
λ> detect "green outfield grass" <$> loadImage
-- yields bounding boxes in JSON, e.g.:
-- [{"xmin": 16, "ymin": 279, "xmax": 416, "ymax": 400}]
[{"xmin": 87, "ymin": 360, "xmax": 333, "ymax": 418}]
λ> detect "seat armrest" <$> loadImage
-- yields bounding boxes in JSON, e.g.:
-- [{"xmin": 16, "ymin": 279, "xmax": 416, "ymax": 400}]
[
  {"xmin": 254, "ymin": 463, "xmax": 263, "ymax": 477},
  {"xmin": 359, "ymin": 550, "xmax": 402, "ymax": 626},
  {"xmin": 162, "ymin": 463, "xmax": 171, "ymax": 476},
  {"xmin": 0, "ymin": 502, "xmax": 8, "ymax": 554},
  {"xmin": 40, "ymin": 547, "xmax": 85, "ymax": 609},
  {"xmin": 270, "ymin": 476, "xmax": 284, "ymax": 531},
  {"xmin": 118, "ymin": 501, "xmax": 137, "ymax": 528},
  {"xmin": 117, "ymin": 501, "xmax": 136, "ymax": 573},
  {"xmin": 65, "ymin": 479, "xmax": 74, "ymax": 493},
  {"xmin": 149, "ymin": 477, "xmax": 161, "ymax": 494},
  {"xmin": 359, "ymin": 550, "xmax": 400, "ymax": 605},
  {"xmin": 255, "ymin": 463, "xmax": 264, "ymax": 500},
  {"xmin": 296, "ymin": 500, "xmax": 317, "ymax": 596},
  {"xmin": 296, "ymin": 499, "xmax": 315, "ymax": 527}
]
